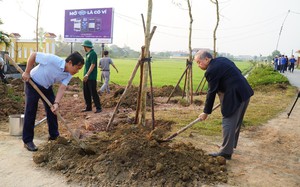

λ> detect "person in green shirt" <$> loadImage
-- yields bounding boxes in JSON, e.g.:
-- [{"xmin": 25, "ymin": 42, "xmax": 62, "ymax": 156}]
[{"xmin": 81, "ymin": 40, "xmax": 102, "ymax": 113}]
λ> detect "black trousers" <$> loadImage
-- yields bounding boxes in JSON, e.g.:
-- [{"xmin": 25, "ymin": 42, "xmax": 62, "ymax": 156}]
[
  {"xmin": 290, "ymin": 63, "xmax": 295, "ymax": 72},
  {"xmin": 83, "ymin": 79, "xmax": 101, "ymax": 110},
  {"xmin": 23, "ymin": 81, "xmax": 59, "ymax": 143}
]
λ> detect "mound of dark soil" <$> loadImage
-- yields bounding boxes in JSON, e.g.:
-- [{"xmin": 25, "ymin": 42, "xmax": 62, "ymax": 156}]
[
  {"xmin": 33, "ymin": 124, "xmax": 228, "ymax": 186},
  {"xmin": 153, "ymin": 85, "xmax": 183, "ymax": 97},
  {"xmin": 101, "ymin": 85, "xmax": 139, "ymax": 109}
]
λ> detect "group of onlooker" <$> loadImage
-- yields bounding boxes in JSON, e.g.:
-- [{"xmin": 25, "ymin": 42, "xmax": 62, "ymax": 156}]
[{"xmin": 273, "ymin": 54, "xmax": 298, "ymax": 73}]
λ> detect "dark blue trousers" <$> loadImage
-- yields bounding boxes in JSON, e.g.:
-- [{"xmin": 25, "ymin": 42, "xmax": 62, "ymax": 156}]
[{"xmin": 23, "ymin": 81, "xmax": 59, "ymax": 143}]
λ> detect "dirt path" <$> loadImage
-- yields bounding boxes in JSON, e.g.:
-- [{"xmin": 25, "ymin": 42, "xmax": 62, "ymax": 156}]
[
  {"xmin": 0, "ymin": 132, "xmax": 80, "ymax": 187},
  {"xmin": 228, "ymin": 70, "xmax": 300, "ymax": 186},
  {"xmin": 227, "ymin": 101, "xmax": 300, "ymax": 186}
]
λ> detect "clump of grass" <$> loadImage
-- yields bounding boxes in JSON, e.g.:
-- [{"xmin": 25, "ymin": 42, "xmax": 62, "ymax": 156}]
[
  {"xmin": 178, "ymin": 98, "xmax": 189, "ymax": 107},
  {"xmin": 247, "ymin": 64, "xmax": 289, "ymax": 88},
  {"xmin": 7, "ymin": 86, "xmax": 23, "ymax": 103}
]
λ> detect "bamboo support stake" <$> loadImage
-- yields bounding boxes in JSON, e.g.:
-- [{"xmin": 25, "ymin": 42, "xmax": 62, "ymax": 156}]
[
  {"xmin": 167, "ymin": 65, "xmax": 189, "ymax": 103},
  {"xmin": 196, "ymin": 76, "xmax": 205, "ymax": 93},
  {"xmin": 182, "ymin": 67, "xmax": 188, "ymax": 99},
  {"xmin": 200, "ymin": 80, "xmax": 207, "ymax": 93},
  {"xmin": 134, "ymin": 47, "xmax": 145, "ymax": 124},
  {"xmin": 106, "ymin": 59, "xmax": 141, "ymax": 130},
  {"xmin": 148, "ymin": 59, "xmax": 155, "ymax": 130},
  {"xmin": 190, "ymin": 62, "xmax": 193, "ymax": 103}
]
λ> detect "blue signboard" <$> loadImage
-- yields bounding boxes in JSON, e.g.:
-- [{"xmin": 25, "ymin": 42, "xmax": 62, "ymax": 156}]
[{"xmin": 64, "ymin": 8, "xmax": 114, "ymax": 43}]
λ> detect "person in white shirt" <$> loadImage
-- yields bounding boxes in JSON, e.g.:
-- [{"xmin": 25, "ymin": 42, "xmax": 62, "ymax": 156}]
[{"xmin": 99, "ymin": 51, "xmax": 118, "ymax": 94}]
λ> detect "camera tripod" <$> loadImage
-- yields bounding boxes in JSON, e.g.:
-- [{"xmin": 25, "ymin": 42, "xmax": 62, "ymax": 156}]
[{"xmin": 287, "ymin": 91, "xmax": 300, "ymax": 118}]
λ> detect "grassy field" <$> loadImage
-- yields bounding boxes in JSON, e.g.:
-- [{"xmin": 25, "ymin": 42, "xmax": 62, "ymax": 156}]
[{"xmin": 74, "ymin": 58, "xmax": 252, "ymax": 89}]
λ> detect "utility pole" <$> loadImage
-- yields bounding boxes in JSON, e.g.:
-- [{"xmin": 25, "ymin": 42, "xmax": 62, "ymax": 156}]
[{"xmin": 276, "ymin": 10, "xmax": 290, "ymax": 51}]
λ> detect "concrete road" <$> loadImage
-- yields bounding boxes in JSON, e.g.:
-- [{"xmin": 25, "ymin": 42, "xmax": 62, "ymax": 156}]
[{"xmin": 283, "ymin": 69, "xmax": 300, "ymax": 89}]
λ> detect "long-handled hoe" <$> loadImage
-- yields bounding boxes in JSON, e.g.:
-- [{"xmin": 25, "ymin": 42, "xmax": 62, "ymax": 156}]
[{"xmin": 157, "ymin": 103, "xmax": 221, "ymax": 143}]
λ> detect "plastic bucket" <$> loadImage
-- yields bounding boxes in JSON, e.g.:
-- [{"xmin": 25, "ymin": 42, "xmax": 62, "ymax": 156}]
[{"xmin": 9, "ymin": 114, "xmax": 24, "ymax": 136}]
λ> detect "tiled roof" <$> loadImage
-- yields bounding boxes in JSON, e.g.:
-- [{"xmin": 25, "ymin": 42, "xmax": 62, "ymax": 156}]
[
  {"xmin": 44, "ymin": 32, "xmax": 57, "ymax": 38},
  {"xmin": 10, "ymin": 33, "xmax": 21, "ymax": 38}
]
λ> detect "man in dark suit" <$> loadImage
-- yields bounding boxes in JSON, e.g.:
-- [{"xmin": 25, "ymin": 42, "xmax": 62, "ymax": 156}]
[{"xmin": 194, "ymin": 50, "xmax": 254, "ymax": 160}]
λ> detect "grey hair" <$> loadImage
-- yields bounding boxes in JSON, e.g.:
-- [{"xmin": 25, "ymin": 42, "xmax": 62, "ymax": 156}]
[{"xmin": 195, "ymin": 50, "xmax": 213, "ymax": 59}]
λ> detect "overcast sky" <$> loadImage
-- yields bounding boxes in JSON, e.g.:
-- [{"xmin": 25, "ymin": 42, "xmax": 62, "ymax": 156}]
[{"xmin": 0, "ymin": 0, "xmax": 299, "ymax": 56}]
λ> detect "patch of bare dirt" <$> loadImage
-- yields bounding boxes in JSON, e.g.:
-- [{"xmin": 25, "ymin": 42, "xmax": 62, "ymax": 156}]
[{"xmin": 226, "ymin": 105, "xmax": 300, "ymax": 186}]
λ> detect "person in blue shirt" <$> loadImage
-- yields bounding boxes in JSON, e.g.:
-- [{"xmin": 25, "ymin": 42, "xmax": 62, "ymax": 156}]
[
  {"xmin": 273, "ymin": 55, "xmax": 279, "ymax": 71},
  {"xmin": 289, "ymin": 55, "xmax": 296, "ymax": 73},
  {"xmin": 194, "ymin": 50, "xmax": 254, "ymax": 160},
  {"xmin": 279, "ymin": 55, "xmax": 287, "ymax": 73},
  {"xmin": 22, "ymin": 51, "xmax": 84, "ymax": 151}
]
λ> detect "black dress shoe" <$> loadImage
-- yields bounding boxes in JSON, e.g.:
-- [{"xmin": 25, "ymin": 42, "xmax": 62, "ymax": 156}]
[
  {"xmin": 81, "ymin": 108, "xmax": 92, "ymax": 112},
  {"xmin": 95, "ymin": 109, "xmax": 102, "ymax": 113},
  {"xmin": 24, "ymin": 142, "xmax": 38, "ymax": 152},
  {"xmin": 209, "ymin": 152, "xmax": 232, "ymax": 160}
]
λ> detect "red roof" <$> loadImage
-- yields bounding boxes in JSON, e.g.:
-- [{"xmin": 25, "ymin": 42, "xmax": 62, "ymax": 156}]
[
  {"xmin": 10, "ymin": 33, "xmax": 21, "ymax": 38},
  {"xmin": 44, "ymin": 32, "xmax": 57, "ymax": 38}
]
